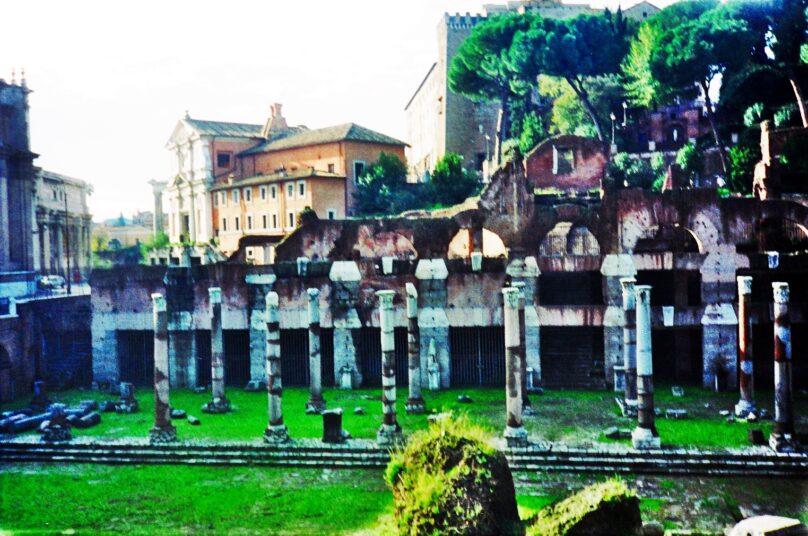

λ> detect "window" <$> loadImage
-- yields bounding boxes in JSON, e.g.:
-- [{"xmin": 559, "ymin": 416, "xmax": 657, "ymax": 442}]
[
  {"xmin": 262, "ymin": 214, "xmax": 267, "ymax": 229},
  {"xmin": 244, "ymin": 188, "xmax": 252, "ymax": 203},
  {"xmin": 52, "ymin": 190, "xmax": 57, "ymax": 200},
  {"xmin": 272, "ymin": 213, "xmax": 278, "ymax": 229},
  {"xmin": 552, "ymin": 146, "xmax": 575, "ymax": 175},
  {"xmin": 270, "ymin": 185, "xmax": 277, "ymax": 200},
  {"xmin": 222, "ymin": 218, "xmax": 227, "ymax": 232},
  {"xmin": 298, "ymin": 181, "xmax": 306, "ymax": 197},
  {"xmin": 327, "ymin": 209, "xmax": 336, "ymax": 220},
  {"xmin": 260, "ymin": 186, "xmax": 267, "ymax": 200},
  {"xmin": 247, "ymin": 215, "xmax": 253, "ymax": 230},
  {"xmin": 220, "ymin": 192, "xmax": 227, "ymax": 206},
  {"xmin": 235, "ymin": 216, "xmax": 240, "ymax": 231},
  {"xmin": 353, "ymin": 161, "xmax": 366, "ymax": 183},
  {"xmin": 286, "ymin": 183, "xmax": 294, "ymax": 199},
  {"xmin": 217, "ymin": 152, "xmax": 232, "ymax": 168},
  {"xmin": 327, "ymin": 163, "xmax": 335, "ymax": 173},
  {"xmin": 212, "ymin": 193, "xmax": 218, "ymax": 207},
  {"xmin": 287, "ymin": 211, "xmax": 295, "ymax": 229},
  {"xmin": 232, "ymin": 190, "xmax": 240, "ymax": 203}
]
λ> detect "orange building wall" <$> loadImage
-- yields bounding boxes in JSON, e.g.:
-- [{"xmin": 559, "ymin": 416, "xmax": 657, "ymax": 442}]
[{"xmin": 211, "ymin": 139, "xmax": 260, "ymax": 182}]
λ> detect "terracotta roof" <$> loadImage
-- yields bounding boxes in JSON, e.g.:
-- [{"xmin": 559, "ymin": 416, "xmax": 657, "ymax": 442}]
[
  {"xmin": 240, "ymin": 123, "xmax": 407, "ymax": 155},
  {"xmin": 210, "ymin": 169, "xmax": 345, "ymax": 191},
  {"xmin": 184, "ymin": 118, "xmax": 263, "ymax": 138}
]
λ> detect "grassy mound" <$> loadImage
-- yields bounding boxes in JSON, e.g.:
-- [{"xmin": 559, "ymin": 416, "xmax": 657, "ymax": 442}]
[
  {"xmin": 385, "ymin": 414, "xmax": 523, "ymax": 535},
  {"xmin": 527, "ymin": 479, "xmax": 642, "ymax": 536}
]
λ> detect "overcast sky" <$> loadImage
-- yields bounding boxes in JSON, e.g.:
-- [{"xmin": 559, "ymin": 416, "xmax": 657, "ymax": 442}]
[{"xmin": 3, "ymin": 0, "xmax": 669, "ymax": 221}]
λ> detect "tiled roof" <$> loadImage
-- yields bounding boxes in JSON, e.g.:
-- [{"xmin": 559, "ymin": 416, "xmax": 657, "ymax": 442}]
[
  {"xmin": 184, "ymin": 118, "xmax": 263, "ymax": 138},
  {"xmin": 240, "ymin": 123, "xmax": 407, "ymax": 155},
  {"xmin": 210, "ymin": 168, "xmax": 345, "ymax": 191}
]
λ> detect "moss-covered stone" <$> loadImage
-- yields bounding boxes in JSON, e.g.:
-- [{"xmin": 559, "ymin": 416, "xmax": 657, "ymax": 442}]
[
  {"xmin": 385, "ymin": 415, "xmax": 523, "ymax": 536},
  {"xmin": 528, "ymin": 479, "xmax": 642, "ymax": 536}
]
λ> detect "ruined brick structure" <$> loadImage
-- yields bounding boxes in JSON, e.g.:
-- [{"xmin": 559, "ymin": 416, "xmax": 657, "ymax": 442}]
[{"xmin": 91, "ymin": 145, "xmax": 808, "ymax": 393}]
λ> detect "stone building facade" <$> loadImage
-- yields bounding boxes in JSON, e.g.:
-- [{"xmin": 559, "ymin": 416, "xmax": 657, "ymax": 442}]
[
  {"xmin": 404, "ymin": 0, "xmax": 660, "ymax": 181},
  {"xmin": 35, "ymin": 170, "xmax": 92, "ymax": 281}
]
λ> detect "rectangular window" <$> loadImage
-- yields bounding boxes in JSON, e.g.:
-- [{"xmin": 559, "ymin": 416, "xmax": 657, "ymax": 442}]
[
  {"xmin": 260, "ymin": 186, "xmax": 267, "ymax": 200},
  {"xmin": 327, "ymin": 209, "xmax": 336, "ymax": 220},
  {"xmin": 220, "ymin": 191, "xmax": 227, "ymax": 206},
  {"xmin": 298, "ymin": 180, "xmax": 306, "ymax": 197},
  {"xmin": 552, "ymin": 146, "xmax": 575, "ymax": 175},
  {"xmin": 235, "ymin": 216, "xmax": 240, "ymax": 231},
  {"xmin": 327, "ymin": 163, "xmax": 335, "ymax": 173},
  {"xmin": 244, "ymin": 188, "xmax": 252, "ymax": 203},
  {"xmin": 262, "ymin": 214, "xmax": 267, "ymax": 229},
  {"xmin": 272, "ymin": 213, "xmax": 278, "ymax": 229},
  {"xmin": 217, "ymin": 152, "xmax": 232, "ymax": 168},
  {"xmin": 222, "ymin": 218, "xmax": 227, "ymax": 232},
  {"xmin": 286, "ymin": 183, "xmax": 294, "ymax": 199},
  {"xmin": 287, "ymin": 211, "xmax": 295, "ymax": 229},
  {"xmin": 353, "ymin": 161, "xmax": 366, "ymax": 183},
  {"xmin": 270, "ymin": 185, "xmax": 277, "ymax": 200},
  {"xmin": 232, "ymin": 190, "xmax": 240, "ymax": 203},
  {"xmin": 247, "ymin": 215, "xmax": 253, "ymax": 230},
  {"xmin": 212, "ymin": 193, "xmax": 218, "ymax": 207}
]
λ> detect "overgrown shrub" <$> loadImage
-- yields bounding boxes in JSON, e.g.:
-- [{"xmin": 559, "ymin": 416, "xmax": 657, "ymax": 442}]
[
  {"xmin": 609, "ymin": 152, "xmax": 666, "ymax": 189},
  {"xmin": 385, "ymin": 414, "xmax": 523, "ymax": 536}
]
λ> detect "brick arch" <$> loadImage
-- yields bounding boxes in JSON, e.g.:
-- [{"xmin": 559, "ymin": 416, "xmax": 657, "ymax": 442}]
[
  {"xmin": 351, "ymin": 225, "xmax": 418, "ymax": 260},
  {"xmin": 534, "ymin": 204, "xmax": 606, "ymax": 257},
  {"xmin": 685, "ymin": 207, "xmax": 723, "ymax": 251}
]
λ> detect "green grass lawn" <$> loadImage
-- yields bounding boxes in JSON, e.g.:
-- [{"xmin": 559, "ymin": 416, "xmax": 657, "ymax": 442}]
[{"xmin": 2, "ymin": 384, "xmax": 804, "ymax": 448}]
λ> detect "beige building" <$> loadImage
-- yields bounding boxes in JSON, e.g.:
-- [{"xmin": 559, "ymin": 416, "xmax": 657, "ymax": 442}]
[
  {"xmin": 35, "ymin": 170, "xmax": 93, "ymax": 281},
  {"xmin": 405, "ymin": 0, "xmax": 659, "ymax": 181}
]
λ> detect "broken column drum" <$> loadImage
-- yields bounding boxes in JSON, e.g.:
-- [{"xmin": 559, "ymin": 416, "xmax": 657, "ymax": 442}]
[
  {"xmin": 503, "ymin": 286, "xmax": 528, "ymax": 446},
  {"xmin": 376, "ymin": 289, "xmax": 403, "ymax": 446},
  {"xmin": 770, "ymin": 282, "xmax": 797, "ymax": 451},
  {"xmin": 621, "ymin": 278, "xmax": 638, "ymax": 415},
  {"xmin": 305, "ymin": 288, "xmax": 326, "ymax": 414},
  {"xmin": 405, "ymin": 283, "xmax": 425, "ymax": 414},
  {"xmin": 631, "ymin": 285, "xmax": 659, "ymax": 449},
  {"xmin": 203, "ymin": 287, "xmax": 231, "ymax": 414},
  {"xmin": 264, "ymin": 291, "xmax": 289, "ymax": 443},
  {"xmin": 512, "ymin": 282, "xmax": 533, "ymax": 416},
  {"xmin": 735, "ymin": 276, "xmax": 755, "ymax": 418},
  {"xmin": 149, "ymin": 293, "xmax": 176, "ymax": 444}
]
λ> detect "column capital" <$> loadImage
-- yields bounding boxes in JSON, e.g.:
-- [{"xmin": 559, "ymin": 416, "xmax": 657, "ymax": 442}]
[
  {"xmin": 152, "ymin": 293, "xmax": 166, "ymax": 312},
  {"xmin": 376, "ymin": 289, "xmax": 396, "ymax": 308},
  {"xmin": 209, "ymin": 287, "xmax": 222, "ymax": 304},
  {"xmin": 502, "ymin": 286, "xmax": 520, "ymax": 309},
  {"xmin": 773, "ymin": 282, "xmax": 790, "ymax": 304}
]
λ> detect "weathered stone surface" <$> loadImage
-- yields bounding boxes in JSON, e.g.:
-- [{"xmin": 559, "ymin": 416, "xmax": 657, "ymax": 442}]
[
  {"xmin": 728, "ymin": 515, "xmax": 808, "ymax": 536},
  {"xmin": 170, "ymin": 409, "xmax": 187, "ymax": 419},
  {"xmin": 187, "ymin": 415, "xmax": 201, "ymax": 426}
]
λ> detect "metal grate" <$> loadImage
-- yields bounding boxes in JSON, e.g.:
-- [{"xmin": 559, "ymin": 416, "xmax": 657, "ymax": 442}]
[{"xmin": 449, "ymin": 327, "xmax": 505, "ymax": 387}]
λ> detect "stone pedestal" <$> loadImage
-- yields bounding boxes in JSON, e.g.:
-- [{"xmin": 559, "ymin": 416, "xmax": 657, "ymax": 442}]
[
  {"xmin": 264, "ymin": 291, "xmax": 289, "ymax": 444},
  {"xmin": 203, "ymin": 287, "xmax": 231, "ymax": 414},
  {"xmin": 329, "ymin": 261, "xmax": 363, "ymax": 388},
  {"xmin": 164, "ymin": 267, "xmax": 197, "ymax": 388},
  {"xmin": 416, "ymin": 259, "xmax": 450, "ymax": 389},
  {"xmin": 149, "ymin": 293, "xmax": 177, "ymax": 444},
  {"xmin": 305, "ymin": 288, "xmax": 326, "ymax": 414},
  {"xmin": 322, "ymin": 409, "xmax": 350, "ymax": 443},
  {"xmin": 602, "ymin": 255, "xmax": 637, "ymax": 390},
  {"xmin": 376, "ymin": 290, "xmax": 403, "ymax": 447}
]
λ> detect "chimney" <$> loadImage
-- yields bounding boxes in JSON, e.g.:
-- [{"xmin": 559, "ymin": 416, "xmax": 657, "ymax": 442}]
[
  {"xmin": 262, "ymin": 102, "xmax": 288, "ymax": 138},
  {"xmin": 271, "ymin": 103, "xmax": 283, "ymax": 118}
]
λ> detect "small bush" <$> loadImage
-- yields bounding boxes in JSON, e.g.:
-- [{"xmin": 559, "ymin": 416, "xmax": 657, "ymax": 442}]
[{"xmin": 386, "ymin": 414, "xmax": 523, "ymax": 536}]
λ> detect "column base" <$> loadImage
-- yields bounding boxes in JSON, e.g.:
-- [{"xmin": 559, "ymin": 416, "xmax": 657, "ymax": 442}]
[
  {"xmin": 305, "ymin": 398, "xmax": 327, "ymax": 414},
  {"xmin": 734, "ymin": 399, "xmax": 756, "ymax": 419},
  {"xmin": 769, "ymin": 432, "xmax": 800, "ymax": 453},
  {"xmin": 114, "ymin": 398, "xmax": 140, "ymax": 414},
  {"xmin": 631, "ymin": 427, "xmax": 660, "ymax": 449},
  {"xmin": 41, "ymin": 424, "xmax": 72, "ymax": 442},
  {"xmin": 504, "ymin": 425, "xmax": 529, "ymax": 447},
  {"xmin": 621, "ymin": 398, "xmax": 638, "ymax": 418},
  {"xmin": 264, "ymin": 425, "xmax": 290, "ymax": 444},
  {"xmin": 244, "ymin": 380, "xmax": 265, "ymax": 392},
  {"xmin": 149, "ymin": 425, "xmax": 177, "ymax": 444},
  {"xmin": 377, "ymin": 423, "xmax": 404, "ymax": 447},
  {"xmin": 202, "ymin": 397, "xmax": 232, "ymax": 414},
  {"xmin": 405, "ymin": 398, "xmax": 426, "ymax": 414}
]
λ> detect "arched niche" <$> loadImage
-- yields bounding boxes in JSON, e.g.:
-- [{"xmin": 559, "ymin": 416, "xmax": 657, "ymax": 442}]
[
  {"xmin": 447, "ymin": 228, "xmax": 507, "ymax": 259},
  {"xmin": 634, "ymin": 224, "xmax": 702, "ymax": 254},
  {"xmin": 540, "ymin": 222, "xmax": 600, "ymax": 257}
]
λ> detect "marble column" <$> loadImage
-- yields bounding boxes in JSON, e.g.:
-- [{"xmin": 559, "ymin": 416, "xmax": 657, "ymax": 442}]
[
  {"xmin": 149, "ymin": 293, "xmax": 176, "ymax": 443},
  {"xmin": 376, "ymin": 289, "xmax": 403, "ymax": 446},
  {"xmin": 735, "ymin": 276, "xmax": 755, "ymax": 418},
  {"xmin": 405, "ymin": 283, "xmax": 425, "ymax": 414},
  {"xmin": 264, "ymin": 291, "xmax": 289, "ymax": 443},
  {"xmin": 203, "ymin": 287, "xmax": 231, "ymax": 413},
  {"xmin": 770, "ymin": 282, "xmax": 797, "ymax": 452},
  {"xmin": 512, "ymin": 282, "xmax": 534, "ymax": 416},
  {"xmin": 621, "ymin": 277, "xmax": 638, "ymax": 416},
  {"xmin": 631, "ymin": 285, "xmax": 660, "ymax": 449},
  {"xmin": 305, "ymin": 288, "xmax": 326, "ymax": 414},
  {"xmin": 503, "ymin": 287, "xmax": 527, "ymax": 447}
]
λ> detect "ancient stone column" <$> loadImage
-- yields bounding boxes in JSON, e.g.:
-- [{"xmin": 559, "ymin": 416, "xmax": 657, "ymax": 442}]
[
  {"xmin": 621, "ymin": 277, "xmax": 638, "ymax": 416},
  {"xmin": 770, "ymin": 282, "xmax": 797, "ymax": 451},
  {"xmin": 405, "ymin": 283, "xmax": 425, "ymax": 414},
  {"xmin": 735, "ymin": 276, "xmax": 755, "ymax": 418},
  {"xmin": 264, "ymin": 291, "xmax": 289, "ymax": 443},
  {"xmin": 377, "ymin": 289, "xmax": 403, "ymax": 446},
  {"xmin": 149, "ymin": 293, "xmax": 176, "ymax": 444},
  {"xmin": 305, "ymin": 288, "xmax": 326, "ymax": 414},
  {"xmin": 503, "ymin": 286, "xmax": 527, "ymax": 447},
  {"xmin": 631, "ymin": 285, "xmax": 659, "ymax": 449},
  {"xmin": 512, "ymin": 282, "xmax": 534, "ymax": 416},
  {"xmin": 203, "ymin": 287, "xmax": 231, "ymax": 413}
]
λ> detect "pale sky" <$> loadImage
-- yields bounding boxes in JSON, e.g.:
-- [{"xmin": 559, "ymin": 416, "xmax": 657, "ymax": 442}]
[{"xmin": 3, "ymin": 0, "xmax": 669, "ymax": 221}]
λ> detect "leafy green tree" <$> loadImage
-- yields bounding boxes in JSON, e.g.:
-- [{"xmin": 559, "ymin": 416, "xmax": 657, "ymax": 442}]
[
  {"xmin": 768, "ymin": 0, "xmax": 808, "ymax": 127},
  {"xmin": 608, "ymin": 152, "xmax": 665, "ymax": 189},
  {"xmin": 353, "ymin": 152, "xmax": 408, "ymax": 215},
  {"xmin": 511, "ymin": 12, "xmax": 633, "ymax": 141},
  {"xmin": 429, "ymin": 153, "xmax": 481, "ymax": 206},
  {"xmin": 516, "ymin": 110, "xmax": 547, "ymax": 154},
  {"xmin": 727, "ymin": 142, "xmax": 759, "ymax": 195},
  {"xmin": 539, "ymin": 74, "xmax": 624, "ymax": 138},
  {"xmin": 675, "ymin": 142, "xmax": 705, "ymax": 185}
]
